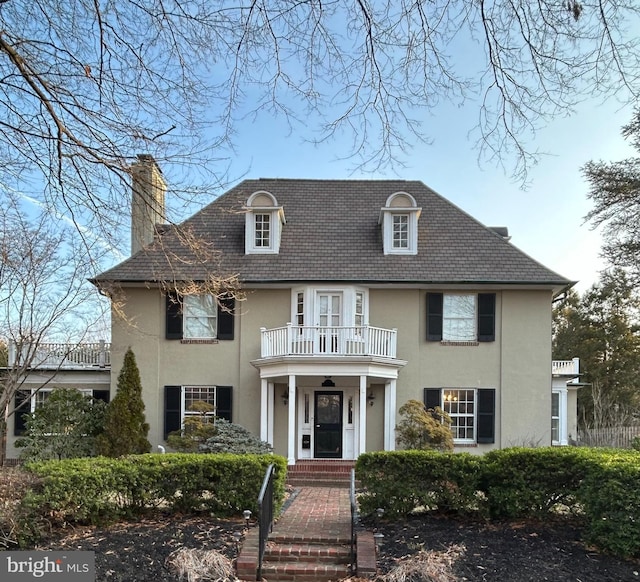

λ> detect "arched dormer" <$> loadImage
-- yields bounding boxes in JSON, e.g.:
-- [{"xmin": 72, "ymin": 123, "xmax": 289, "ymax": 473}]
[
  {"xmin": 379, "ymin": 192, "xmax": 421, "ymax": 255},
  {"xmin": 245, "ymin": 191, "xmax": 286, "ymax": 254}
]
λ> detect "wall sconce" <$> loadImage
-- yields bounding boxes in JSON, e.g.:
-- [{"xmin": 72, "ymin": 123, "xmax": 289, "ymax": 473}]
[
  {"xmin": 281, "ymin": 389, "xmax": 289, "ymax": 405},
  {"xmin": 367, "ymin": 392, "xmax": 375, "ymax": 406}
]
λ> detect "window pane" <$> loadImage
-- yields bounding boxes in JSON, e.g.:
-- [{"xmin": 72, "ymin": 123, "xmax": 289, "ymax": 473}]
[
  {"xmin": 184, "ymin": 386, "xmax": 216, "ymax": 424},
  {"xmin": 255, "ymin": 214, "xmax": 271, "ymax": 247},
  {"xmin": 551, "ymin": 392, "xmax": 560, "ymax": 416},
  {"xmin": 184, "ymin": 295, "xmax": 217, "ymax": 338},
  {"xmin": 392, "ymin": 215, "xmax": 409, "ymax": 248},
  {"xmin": 443, "ymin": 295, "xmax": 476, "ymax": 341},
  {"xmin": 443, "ymin": 389, "xmax": 476, "ymax": 442}
]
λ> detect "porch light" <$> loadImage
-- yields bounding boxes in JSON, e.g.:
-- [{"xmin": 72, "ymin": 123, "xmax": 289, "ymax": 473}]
[
  {"xmin": 367, "ymin": 392, "xmax": 376, "ymax": 406},
  {"xmin": 281, "ymin": 389, "xmax": 289, "ymax": 405},
  {"xmin": 243, "ymin": 509, "xmax": 252, "ymax": 528},
  {"xmin": 322, "ymin": 377, "xmax": 335, "ymax": 387}
]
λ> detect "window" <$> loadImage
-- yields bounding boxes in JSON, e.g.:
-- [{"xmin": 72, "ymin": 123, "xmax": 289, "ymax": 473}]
[
  {"xmin": 425, "ymin": 388, "xmax": 495, "ymax": 444},
  {"xmin": 551, "ymin": 388, "xmax": 568, "ymax": 445},
  {"xmin": 184, "ymin": 295, "xmax": 217, "ymax": 338},
  {"xmin": 427, "ymin": 292, "xmax": 496, "ymax": 342},
  {"xmin": 380, "ymin": 192, "xmax": 421, "ymax": 255},
  {"xmin": 13, "ymin": 388, "xmax": 109, "ymax": 436},
  {"xmin": 166, "ymin": 292, "xmax": 235, "ymax": 341},
  {"xmin": 392, "ymin": 214, "xmax": 409, "ymax": 249},
  {"xmin": 296, "ymin": 292, "xmax": 305, "ymax": 326},
  {"xmin": 355, "ymin": 292, "xmax": 364, "ymax": 327},
  {"xmin": 164, "ymin": 385, "xmax": 232, "ymax": 438},
  {"xmin": 551, "ymin": 392, "xmax": 560, "ymax": 443},
  {"xmin": 443, "ymin": 389, "xmax": 475, "ymax": 442},
  {"xmin": 255, "ymin": 214, "xmax": 271, "ymax": 247},
  {"xmin": 245, "ymin": 191, "xmax": 285, "ymax": 254}
]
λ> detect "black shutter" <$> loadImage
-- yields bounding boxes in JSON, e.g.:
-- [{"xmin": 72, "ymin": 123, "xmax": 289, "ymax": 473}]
[
  {"xmin": 216, "ymin": 386, "xmax": 233, "ymax": 422},
  {"xmin": 424, "ymin": 388, "xmax": 442, "ymax": 411},
  {"xmin": 92, "ymin": 390, "xmax": 110, "ymax": 403},
  {"xmin": 477, "ymin": 293, "xmax": 496, "ymax": 342},
  {"xmin": 477, "ymin": 388, "xmax": 495, "ymax": 443},
  {"xmin": 217, "ymin": 297, "xmax": 235, "ymax": 340},
  {"xmin": 164, "ymin": 385, "xmax": 182, "ymax": 438},
  {"xmin": 13, "ymin": 390, "xmax": 31, "ymax": 436},
  {"xmin": 166, "ymin": 292, "xmax": 183, "ymax": 340},
  {"xmin": 426, "ymin": 293, "xmax": 443, "ymax": 341}
]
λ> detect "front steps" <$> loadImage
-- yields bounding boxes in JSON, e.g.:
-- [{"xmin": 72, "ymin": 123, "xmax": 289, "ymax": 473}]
[{"xmin": 286, "ymin": 460, "xmax": 355, "ymax": 488}]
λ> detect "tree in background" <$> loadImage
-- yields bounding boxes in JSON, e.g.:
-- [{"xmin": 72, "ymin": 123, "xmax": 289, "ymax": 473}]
[
  {"xmin": 15, "ymin": 388, "xmax": 106, "ymax": 461},
  {"xmin": 0, "ymin": 0, "xmax": 637, "ymax": 263},
  {"xmin": 553, "ymin": 270, "xmax": 640, "ymax": 428},
  {"xmin": 0, "ymin": 195, "xmax": 105, "ymax": 465},
  {"xmin": 396, "ymin": 399, "xmax": 453, "ymax": 452},
  {"xmin": 584, "ymin": 109, "xmax": 640, "ymax": 284},
  {"xmin": 96, "ymin": 348, "xmax": 150, "ymax": 457}
]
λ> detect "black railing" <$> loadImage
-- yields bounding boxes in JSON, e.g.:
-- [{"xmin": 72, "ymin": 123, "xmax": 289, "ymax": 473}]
[
  {"xmin": 257, "ymin": 463, "xmax": 275, "ymax": 580},
  {"xmin": 350, "ymin": 468, "xmax": 358, "ymax": 573}
]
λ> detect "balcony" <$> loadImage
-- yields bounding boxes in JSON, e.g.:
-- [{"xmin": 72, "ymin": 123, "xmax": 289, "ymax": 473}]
[
  {"xmin": 260, "ymin": 324, "xmax": 397, "ymax": 359},
  {"xmin": 7, "ymin": 340, "xmax": 111, "ymax": 370},
  {"xmin": 552, "ymin": 358, "xmax": 579, "ymax": 377}
]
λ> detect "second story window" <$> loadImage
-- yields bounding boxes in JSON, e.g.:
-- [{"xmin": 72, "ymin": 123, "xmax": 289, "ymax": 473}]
[{"xmin": 184, "ymin": 295, "xmax": 217, "ymax": 338}]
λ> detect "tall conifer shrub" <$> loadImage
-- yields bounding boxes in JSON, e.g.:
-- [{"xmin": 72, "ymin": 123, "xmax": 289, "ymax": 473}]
[{"xmin": 97, "ymin": 347, "xmax": 151, "ymax": 456}]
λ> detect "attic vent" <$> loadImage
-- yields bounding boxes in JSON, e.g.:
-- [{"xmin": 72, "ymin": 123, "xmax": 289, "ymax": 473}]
[{"xmin": 489, "ymin": 227, "xmax": 511, "ymax": 240}]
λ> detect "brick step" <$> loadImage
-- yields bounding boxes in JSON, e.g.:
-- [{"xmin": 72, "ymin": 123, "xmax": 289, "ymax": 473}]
[
  {"xmin": 286, "ymin": 476, "xmax": 351, "ymax": 488},
  {"xmin": 264, "ymin": 542, "xmax": 351, "ymax": 563},
  {"xmin": 259, "ymin": 560, "xmax": 351, "ymax": 582},
  {"xmin": 269, "ymin": 532, "xmax": 351, "ymax": 545}
]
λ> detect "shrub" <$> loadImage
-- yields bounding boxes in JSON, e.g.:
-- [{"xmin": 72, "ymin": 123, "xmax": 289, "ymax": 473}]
[
  {"xmin": 198, "ymin": 419, "xmax": 273, "ymax": 454},
  {"xmin": 167, "ymin": 401, "xmax": 217, "ymax": 452},
  {"xmin": 396, "ymin": 399, "xmax": 453, "ymax": 452},
  {"xmin": 0, "ymin": 468, "xmax": 44, "ymax": 548},
  {"xmin": 96, "ymin": 347, "xmax": 151, "ymax": 457},
  {"xmin": 16, "ymin": 388, "xmax": 106, "ymax": 461}
]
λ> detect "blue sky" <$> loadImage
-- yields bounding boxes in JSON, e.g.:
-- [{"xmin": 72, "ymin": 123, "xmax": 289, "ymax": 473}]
[{"xmin": 207, "ymin": 95, "xmax": 635, "ymax": 294}]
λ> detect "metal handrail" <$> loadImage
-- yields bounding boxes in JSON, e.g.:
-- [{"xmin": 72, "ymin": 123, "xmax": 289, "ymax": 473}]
[
  {"xmin": 350, "ymin": 468, "xmax": 357, "ymax": 573},
  {"xmin": 257, "ymin": 463, "xmax": 275, "ymax": 580}
]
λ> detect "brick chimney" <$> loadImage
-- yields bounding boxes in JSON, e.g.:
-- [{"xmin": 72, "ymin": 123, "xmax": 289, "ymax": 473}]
[{"xmin": 130, "ymin": 154, "xmax": 167, "ymax": 255}]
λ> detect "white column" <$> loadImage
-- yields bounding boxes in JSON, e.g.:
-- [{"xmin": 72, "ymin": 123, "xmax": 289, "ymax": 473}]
[
  {"xmin": 384, "ymin": 379, "xmax": 397, "ymax": 451},
  {"xmin": 287, "ymin": 375, "xmax": 296, "ymax": 465},
  {"xmin": 260, "ymin": 378, "xmax": 269, "ymax": 442},
  {"xmin": 359, "ymin": 375, "xmax": 367, "ymax": 455},
  {"xmin": 267, "ymin": 382, "xmax": 275, "ymax": 445}
]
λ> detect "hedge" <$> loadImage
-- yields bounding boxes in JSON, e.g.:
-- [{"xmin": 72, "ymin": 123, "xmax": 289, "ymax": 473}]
[
  {"xmin": 356, "ymin": 447, "xmax": 640, "ymax": 559},
  {"xmin": 22, "ymin": 453, "xmax": 287, "ymax": 526}
]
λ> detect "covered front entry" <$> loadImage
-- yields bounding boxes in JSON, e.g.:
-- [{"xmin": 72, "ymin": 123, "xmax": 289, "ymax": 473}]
[{"xmin": 314, "ymin": 391, "xmax": 343, "ymax": 458}]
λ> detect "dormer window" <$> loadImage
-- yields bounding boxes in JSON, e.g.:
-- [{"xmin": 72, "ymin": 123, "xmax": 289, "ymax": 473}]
[
  {"xmin": 380, "ymin": 192, "xmax": 421, "ymax": 255},
  {"xmin": 245, "ymin": 191, "xmax": 285, "ymax": 254}
]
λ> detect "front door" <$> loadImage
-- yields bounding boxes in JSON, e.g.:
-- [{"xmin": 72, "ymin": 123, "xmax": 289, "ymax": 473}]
[{"xmin": 314, "ymin": 391, "xmax": 343, "ymax": 458}]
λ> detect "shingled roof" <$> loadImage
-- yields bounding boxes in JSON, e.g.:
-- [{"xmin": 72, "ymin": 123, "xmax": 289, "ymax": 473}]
[{"xmin": 94, "ymin": 178, "xmax": 573, "ymax": 289}]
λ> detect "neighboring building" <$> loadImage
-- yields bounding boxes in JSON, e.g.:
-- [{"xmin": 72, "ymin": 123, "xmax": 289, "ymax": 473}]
[
  {"xmin": 91, "ymin": 156, "xmax": 574, "ymax": 464},
  {"xmin": 551, "ymin": 358, "xmax": 581, "ymax": 446},
  {"xmin": 5, "ymin": 340, "xmax": 111, "ymax": 459}
]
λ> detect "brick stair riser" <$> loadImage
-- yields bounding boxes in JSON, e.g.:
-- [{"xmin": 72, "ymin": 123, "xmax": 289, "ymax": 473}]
[
  {"xmin": 265, "ymin": 545, "xmax": 351, "ymax": 563},
  {"xmin": 260, "ymin": 563, "xmax": 351, "ymax": 582}
]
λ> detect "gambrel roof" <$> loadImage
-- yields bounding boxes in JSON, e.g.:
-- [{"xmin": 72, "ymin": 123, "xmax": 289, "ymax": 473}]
[{"xmin": 94, "ymin": 178, "xmax": 573, "ymax": 289}]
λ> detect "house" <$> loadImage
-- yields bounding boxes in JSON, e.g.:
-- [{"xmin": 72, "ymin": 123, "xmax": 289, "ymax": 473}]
[
  {"xmin": 5, "ymin": 340, "xmax": 111, "ymax": 460},
  {"xmin": 90, "ymin": 156, "xmax": 574, "ymax": 463}
]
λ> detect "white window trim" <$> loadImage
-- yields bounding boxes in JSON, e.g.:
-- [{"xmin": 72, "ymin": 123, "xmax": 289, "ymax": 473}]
[
  {"xmin": 552, "ymin": 387, "xmax": 568, "ymax": 446},
  {"xmin": 291, "ymin": 286, "xmax": 369, "ymax": 328},
  {"xmin": 183, "ymin": 294, "xmax": 218, "ymax": 339},
  {"xmin": 379, "ymin": 192, "xmax": 421, "ymax": 255},
  {"xmin": 244, "ymin": 191, "xmax": 285, "ymax": 254},
  {"xmin": 443, "ymin": 388, "xmax": 477, "ymax": 444}
]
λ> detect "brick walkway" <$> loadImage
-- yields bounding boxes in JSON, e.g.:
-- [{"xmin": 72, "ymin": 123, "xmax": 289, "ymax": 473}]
[{"xmin": 270, "ymin": 487, "xmax": 352, "ymax": 542}]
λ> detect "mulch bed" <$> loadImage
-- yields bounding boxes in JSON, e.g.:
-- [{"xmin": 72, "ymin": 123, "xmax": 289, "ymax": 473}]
[{"xmin": 31, "ymin": 513, "xmax": 640, "ymax": 581}]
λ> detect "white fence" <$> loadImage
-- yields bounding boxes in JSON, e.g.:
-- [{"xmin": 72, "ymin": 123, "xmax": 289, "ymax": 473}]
[
  {"xmin": 260, "ymin": 324, "xmax": 397, "ymax": 358},
  {"xmin": 8, "ymin": 340, "xmax": 111, "ymax": 369}
]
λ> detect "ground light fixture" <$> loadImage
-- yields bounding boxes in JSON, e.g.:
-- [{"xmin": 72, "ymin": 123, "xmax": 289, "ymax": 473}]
[{"xmin": 243, "ymin": 509, "xmax": 252, "ymax": 529}]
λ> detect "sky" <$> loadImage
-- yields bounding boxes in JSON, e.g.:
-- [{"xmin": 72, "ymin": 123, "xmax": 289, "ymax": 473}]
[{"xmin": 207, "ymin": 95, "xmax": 635, "ymax": 295}]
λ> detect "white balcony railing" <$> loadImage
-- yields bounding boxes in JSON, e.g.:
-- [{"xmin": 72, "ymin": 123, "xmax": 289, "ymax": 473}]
[
  {"xmin": 7, "ymin": 340, "xmax": 111, "ymax": 370},
  {"xmin": 260, "ymin": 324, "xmax": 397, "ymax": 359},
  {"xmin": 552, "ymin": 358, "xmax": 580, "ymax": 376}
]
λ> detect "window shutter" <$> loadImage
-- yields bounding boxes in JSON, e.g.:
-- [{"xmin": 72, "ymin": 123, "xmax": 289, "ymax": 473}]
[
  {"xmin": 166, "ymin": 292, "xmax": 183, "ymax": 340},
  {"xmin": 426, "ymin": 293, "xmax": 443, "ymax": 341},
  {"xmin": 164, "ymin": 385, "xmax": 182, "ymax": 439},
  {"xmin": 477, "ymin": 293, "xmax": 496, "ymax": 342},
  {"xmin": 424, "ymin": 388, "xmax": 442, "ymax": 410},
  {"xmin": 92, "ymin": 390, "xmax": 110, "ymax": 403},
  {"xmin": 217, "ymin": 297, "xmax": 235, "ymax": 340},
  {"xmin": 477, "ymin": 388, "xmax": 495, "ymax": 443},
  {"xmin": 13, "ymin": 390, "xmax": 31, "ymax": 436},
  {"xmin": 216, "ymin": 386, "xmax": 233, "ymax": 422}
]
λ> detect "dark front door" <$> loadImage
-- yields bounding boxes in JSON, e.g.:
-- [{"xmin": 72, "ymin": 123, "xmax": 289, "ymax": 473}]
[{"xmin": 314, "ymin": 391, "xmax": 343, "ymax": 458}]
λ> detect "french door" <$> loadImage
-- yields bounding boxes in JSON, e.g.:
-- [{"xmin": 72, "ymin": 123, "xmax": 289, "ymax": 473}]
[{"xmin": 317, "ymin": 293, "xmax": 341, "ymax": 353}]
